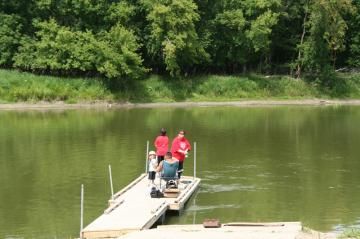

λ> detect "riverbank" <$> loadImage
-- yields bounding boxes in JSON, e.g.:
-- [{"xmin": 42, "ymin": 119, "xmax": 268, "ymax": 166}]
[
  {"xmin": 1, "ymin": 99, "xmax": 360, "ymax": 110},
  {"xmin": 1, "ymin": 69, "xmax": 360, "ymax": 103}
]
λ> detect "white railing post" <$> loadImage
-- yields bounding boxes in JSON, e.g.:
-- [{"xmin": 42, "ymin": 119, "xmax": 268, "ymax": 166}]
[
  {"xmin": 145, "ymin": 140, "xmax": 149, "ymax": 173},
  {"xmin": 194, "ymin": 142, "xmax": 197, "ymax": 178},
  {"xmin": 80, "ymin": 184, "xmax": 84, "ymax": 239},
  {"xmin": 109, "ymin": 165, "xmax": 114, "ymax": 200}
]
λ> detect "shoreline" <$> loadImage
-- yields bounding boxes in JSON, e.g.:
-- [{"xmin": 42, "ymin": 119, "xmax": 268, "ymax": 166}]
[{"xmin": 1, "ymin": 99, "xmax": 360, "ymax": 110}]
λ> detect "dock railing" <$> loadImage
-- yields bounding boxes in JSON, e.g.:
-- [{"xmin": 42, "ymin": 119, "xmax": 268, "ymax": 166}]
[
  {"xmin": 145, "ymin": 140, "xmax": 149, "ymax": 173},
  {"xmin": 80, "ymin": 184, "xmax": 84, "ymax": 239},
  {"xmin": 108, "ymin": 165, "xmax": 114, "ymax": 200},
  {"xmin": 193, "ymin": 142, "xmax": 197, "ymax": 179}
]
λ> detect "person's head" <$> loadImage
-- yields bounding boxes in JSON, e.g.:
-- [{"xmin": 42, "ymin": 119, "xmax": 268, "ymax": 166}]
[
  {"xmin": 160, "ymin": 128, "xmax": 167, "ymax": 136},
  {"xmin": 177, "ymin": 130, "xmax": 185, "ymax": 138},
  {"xmin": 165, "ymin": 151, "xmax": 172, "ymax": 160},
  {"xmin": 148, "ymin": 150, "xmax": 156, "ymax": 159}
]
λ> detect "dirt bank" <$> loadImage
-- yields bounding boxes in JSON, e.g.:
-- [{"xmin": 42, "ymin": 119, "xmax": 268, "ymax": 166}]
[{"xmin": 1, "ymin": 99, "xmax": 360, "ymax": 110}]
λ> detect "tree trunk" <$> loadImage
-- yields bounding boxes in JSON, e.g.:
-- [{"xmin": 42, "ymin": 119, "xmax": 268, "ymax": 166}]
[
  {"xmin": 242, "ymin": 64, "xmax": 247, "ymax": 74},
  {"xmin": 295, "ymin": 1, "xmax": 309, "ymax": 79}
]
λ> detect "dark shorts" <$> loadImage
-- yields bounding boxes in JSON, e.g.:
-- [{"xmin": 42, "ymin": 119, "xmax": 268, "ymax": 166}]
[
  {"xmin": 148, "ymin": 171, "xmax": 156, "ymax": 180},
  {"xmin": 157, "ymin": 155, "xmax": 164, "ymax": 164}
]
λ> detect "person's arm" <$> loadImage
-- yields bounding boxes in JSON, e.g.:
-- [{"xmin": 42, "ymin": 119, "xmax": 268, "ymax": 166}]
[
  {"xmin": 171, "ymin": 138, "xmax": 178, "ymax": 154},
  {"xmin": 178, "ymin": 149, "xmax": 186, "ymax": 154},
  {"xmin": 178, "ymin": 140, "xmax": 191, "ymax": 154},
  {"xmin": 175, "ymin": 160, "xmax": 180, "ymax": 171},
  {"xmin": 173, "ymin": 139, "xmax": 187, "ymax": 154},
  {"xmin": 156, "ymin": 161, "xmax": 163, "ymax": 172},
  {"xmin": 154, "ymin": 137, "xmax": 159, "ymax": 148},
  {"xmin": 165, "ymin": 136, "xmax": 169, "ymax": 149},
  {"xmin": 151, "ymin": 159, "xmax": 157, "ymax": 168}
]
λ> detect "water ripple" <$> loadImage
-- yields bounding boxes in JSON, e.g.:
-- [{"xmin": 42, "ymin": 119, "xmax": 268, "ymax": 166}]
[
  {"xmin": 187, "ymin": 204, "xmax": 243, "ymax": 212},
  {"xmin": 200, "ymin": 183, "xmax": 256, "ymax": 193}
]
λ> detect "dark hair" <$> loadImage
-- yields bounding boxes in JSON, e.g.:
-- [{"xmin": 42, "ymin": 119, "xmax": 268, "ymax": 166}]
[
  {"xmin": 165, "ymin": 151, "xmax": 172, "ymax": 157},
  {"xmin": 160, "ymin": 128, "xmax": 167, "ymax": 136},
  {"xmin": 178, "ymin": 129, "xmax": 186, "ymax": 135}
]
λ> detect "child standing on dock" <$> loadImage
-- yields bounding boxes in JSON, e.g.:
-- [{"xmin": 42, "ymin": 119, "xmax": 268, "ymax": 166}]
[
  {"xmin": 148, "ymin": 151, "xmax": 158, "ymax": 185},
  {"xmin": 171, "ymin": 130, "xmax": 191, "ymax": 179},
  {"xmin": 154, "ymin": 128, "xmax": 169, "ymax": 165}
]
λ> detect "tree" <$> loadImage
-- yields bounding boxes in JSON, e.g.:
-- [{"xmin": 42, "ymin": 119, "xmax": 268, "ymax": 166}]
[
  {"xmin": 211, "ymin": 5, "xmax": 248, "ymax": 72},
  {"xmin": 270, "ymin": 0, "xmax": 307, "ymax": 75},
  {"xmin": 205, "ymin": 0, "xmax": 281, "ymax": 73},
  {"xmin": 96, "ymin": 24, "xmax": 146, "ymax": 79},
  {"xmin": 141, "ymin": 0, "xmax": 209, "ymax": 76},
  {"xmin": 296, "ymin": 0, "xmax": 355, "ymax": 80},
  {"xmin": 347, "ymin": 0, "xmax": 360, "ymax": 67},
  {"xmin": 1, "ymin": 0, "xmax": 359, "ymax": 78},
  {"xmin": 13, "ymin": 19, "xmax": 145, "ymax": 79},
  {"xmin": 0, "ymin": 13, "xmax": 23, "ymax": 66},
  {"xmin": 33, "ymin": 0, "xmax": 112, "ymax": 32}
]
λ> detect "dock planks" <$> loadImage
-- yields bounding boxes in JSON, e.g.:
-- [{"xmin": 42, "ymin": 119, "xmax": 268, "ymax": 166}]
[
  {"xmin": 118, "ymin": 222, "xmax": 303, "ymax": 239},
  {"xmin": 81, "ymin": 174, "xmax": 201, "ymax": 239}
]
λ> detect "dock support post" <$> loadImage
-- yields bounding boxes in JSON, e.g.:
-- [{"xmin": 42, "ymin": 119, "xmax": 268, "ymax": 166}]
[
  {"xmin": 145, "ymin": 140, "xmax": 149, "ymax": 173},
  {"xmin": 109, "ymin": 165, "xmax": 114, "ymax": 200},
  {"xmin": 162, "ymin": 212, "xmax": 166, "ymax": 224},
  {"xmin": 192, "ymin": 196, "xmax": 197, "ymax": 224},
  {"xmin": 194, "ymin": 142, "xmax": 197, "ymax": 179},
  {"xmin": 80, "ymin": 184, "xmax": 84, "ymax": 239}
]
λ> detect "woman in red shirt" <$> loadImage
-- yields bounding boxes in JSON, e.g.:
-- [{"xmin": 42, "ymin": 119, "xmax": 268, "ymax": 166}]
[
  {"xmin": 154, "ymin": 128, "xmax": 169, "ymax": 164},
  {"xmin": 171, "ymin": 130, "xmax": 191, "ymax": 178}
]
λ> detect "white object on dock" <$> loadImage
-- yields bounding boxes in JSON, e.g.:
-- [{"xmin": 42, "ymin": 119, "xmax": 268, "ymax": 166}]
[{"xmin": 81, "ymin": 174, "xmax": 201, "ymax": 239}]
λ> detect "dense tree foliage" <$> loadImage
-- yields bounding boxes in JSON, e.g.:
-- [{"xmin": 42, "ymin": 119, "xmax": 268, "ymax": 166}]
[
  {"xmin": 0, "ymin": 13, "xmax": 23, "ymax": 66},
  {"xmin": 348, "ymin": 0, "xmax": 360, "ymax": 67},
  {"xmin": 0, "ymin": 0, "xmax": 359, "ymax": 81},
  {"xmin": 295, "ymin": 0, "xmax": 355, "ymax": 82}
]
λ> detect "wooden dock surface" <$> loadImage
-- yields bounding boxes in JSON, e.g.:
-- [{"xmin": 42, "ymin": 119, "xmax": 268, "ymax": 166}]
[
  {"xmin": 118, "ymin": 222, "xmax": 304, "ymax": 239},
  {"xmin": 81, "ymin": 174, "xmax": 201, "ymax": 239}
]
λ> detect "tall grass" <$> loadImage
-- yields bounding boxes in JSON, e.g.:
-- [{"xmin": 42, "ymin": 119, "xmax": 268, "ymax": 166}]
[
  {"xmin": 1, "ymin": 69, "xmax": 360, "ymax": 103},
  {"xmin": 129, "ymin": 74, "xmax": 322, "ymax": 102},
  {"xmin": 338, "ymin": 228, "xmax": 360, "ymax": 239},
  {"xmin": 0, "ymin": 69, "xmax": 113, "ymax": 103}
]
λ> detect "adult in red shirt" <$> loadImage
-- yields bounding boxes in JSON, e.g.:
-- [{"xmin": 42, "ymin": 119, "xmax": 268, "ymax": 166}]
[
  {"xmin": 171, "ymin": 130, "xmax": 191, "ymax": 178},
  {"xmin": 154, "ymin": 128, "xmax": 169, "ymax": 164}
]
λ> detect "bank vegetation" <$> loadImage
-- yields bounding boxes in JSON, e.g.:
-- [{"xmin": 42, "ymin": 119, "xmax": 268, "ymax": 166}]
[
  {"xmin": 1, "ymin": 69, "xmax": 360, "ymax": 103},
  {"xmin": 1, "ymin": 1, "xmax": 360, "ymax": 102}
]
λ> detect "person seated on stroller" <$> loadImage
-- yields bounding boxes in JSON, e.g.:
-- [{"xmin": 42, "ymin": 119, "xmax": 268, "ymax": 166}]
[{"xmin": 156, "ymin": 151, "xmax": 179, "ymax": 188}]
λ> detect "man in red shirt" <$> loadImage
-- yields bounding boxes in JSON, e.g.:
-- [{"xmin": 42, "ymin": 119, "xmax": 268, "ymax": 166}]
[
  {"xmin": 171, "ymin": 130, "xmax": 191, "ymax": 178},
  {"xmin": 154, "ymin": 128, "xmax": 169, "ymax": 164}
]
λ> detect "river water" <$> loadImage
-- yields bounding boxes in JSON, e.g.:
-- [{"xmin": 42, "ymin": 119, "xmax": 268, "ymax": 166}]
[{"xmin": 0, "ymin": 106, "xmax": 360, "ymax": 238}]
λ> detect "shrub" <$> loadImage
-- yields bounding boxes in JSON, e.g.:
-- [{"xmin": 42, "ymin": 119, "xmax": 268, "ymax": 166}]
[
  {"xmin": 13, "ymin": 19, "xmax": 145, "ymax": 80},
  {"xmin": 0, "ymin": 13, "xmax": 23, "ymax": 67}
]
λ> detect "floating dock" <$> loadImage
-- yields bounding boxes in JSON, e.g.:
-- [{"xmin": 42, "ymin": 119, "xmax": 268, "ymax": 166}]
[
  {"xmin": 118, "ymin": 222, "xmax": 308, "ymax": 239},
  {"xmin": 81, "ymin": 174, "xmax": 201, "ymax": 239}
]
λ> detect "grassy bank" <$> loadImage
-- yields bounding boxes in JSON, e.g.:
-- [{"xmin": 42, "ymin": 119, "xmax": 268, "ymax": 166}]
[
  {"xmin": 339, "ymin": 229, "xmax": 360, "ymax": 239},
  {"xmin": 1, "ymin": 69, "xmax": 360, "ymax": 103},
  {"xmin": 0, "ymin": 69, "xmax": 112, "ymax": 103}
]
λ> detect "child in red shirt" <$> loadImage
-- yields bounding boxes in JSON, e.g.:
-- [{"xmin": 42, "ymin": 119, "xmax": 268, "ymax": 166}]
[
  {"xmin": 154, "ymin": 128, "xmax": 169, "ymax": 164},
  {"xmin": 171, "ymin": 130, "xmax": 191, "ymax": 178}
]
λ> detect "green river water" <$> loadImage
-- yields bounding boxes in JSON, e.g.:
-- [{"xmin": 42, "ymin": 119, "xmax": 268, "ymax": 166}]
[{"xmin": 0, "ymin": 106, "xmax": 360, "ymax": 238}]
